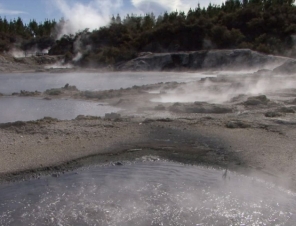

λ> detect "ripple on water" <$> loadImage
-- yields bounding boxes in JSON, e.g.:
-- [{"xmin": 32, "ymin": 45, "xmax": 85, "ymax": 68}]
[{"xmin": 0, "ymin": 161, "xmax": 295, "ymax": 226}]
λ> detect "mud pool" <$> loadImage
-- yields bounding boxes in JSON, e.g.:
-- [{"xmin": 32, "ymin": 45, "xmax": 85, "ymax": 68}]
[
  {"xmin": 0, "ymin": 97, "xmax": 119, "ymax": 123},
  {"xmin": 0, "ymin": 160, "xmax": 295, "ymax": 226}
]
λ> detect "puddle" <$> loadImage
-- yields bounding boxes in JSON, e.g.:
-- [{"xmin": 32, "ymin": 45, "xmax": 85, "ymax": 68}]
[
  {"xmin": 0, "ymin": 160, "xmax": 295, "ymax": 225},
  {"xmin": 0, "ymin": 97, "xmax": 120, "ymax": 123}
]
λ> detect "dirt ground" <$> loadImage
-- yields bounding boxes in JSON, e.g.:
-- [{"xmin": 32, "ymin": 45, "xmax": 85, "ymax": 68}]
[{"xmin": 1, "ymin": 74, "xmax": 296, "ymax": 191}]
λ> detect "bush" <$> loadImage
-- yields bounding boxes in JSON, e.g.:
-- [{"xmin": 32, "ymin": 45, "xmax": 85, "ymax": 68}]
[{"xmin": 45, "ymin": 88, "xmax": 62, "ymax": 95}]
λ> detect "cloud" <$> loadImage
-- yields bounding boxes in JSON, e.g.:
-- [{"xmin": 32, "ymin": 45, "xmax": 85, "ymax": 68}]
[
  {"xmin": 131, "ymin": 0, "xmax": 224, "ymax": 13},
  {"xmin": 0, "ymin": 4, "xmax": 27, "ymax": 15},
  {"xmin": 53, "ymin": 0, "xmax": 123, "ymax": 37}
]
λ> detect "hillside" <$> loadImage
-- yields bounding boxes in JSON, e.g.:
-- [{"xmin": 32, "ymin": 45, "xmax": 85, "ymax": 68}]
[{"xmin": 1, "ymin": 0, "xmax": 296, "ymax": 69}]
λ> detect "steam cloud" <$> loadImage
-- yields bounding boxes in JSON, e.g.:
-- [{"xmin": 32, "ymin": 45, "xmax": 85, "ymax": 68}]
[
  {"xmin": 131, "ymin": 0, "xmax": 221, "ymax": 13},
  {"xmin": 52, "ymin": 0, "xmax": 225, "ymax": 37},
  {"xmin": 153, "ymin": 71, "xmax": 296, "ymax": 104},
  {"xmin": 53, "ymin": 0, "xmax": 124, "ymax": 38}
]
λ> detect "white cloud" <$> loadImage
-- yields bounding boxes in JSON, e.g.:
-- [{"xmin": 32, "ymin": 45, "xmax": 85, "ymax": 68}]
[
  {"xmin": 131, "ymin": 0, "xmax": 224, "ymax": 13},
  {"xmin": 0, "ymin": 3, "xmax": 27, "ymax": 15}
]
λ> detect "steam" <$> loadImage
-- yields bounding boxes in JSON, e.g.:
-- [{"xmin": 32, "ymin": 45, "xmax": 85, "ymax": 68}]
[
  {"xmin": 44, "ymin": 61, "xmax": 73, "ymax": 69},
  {"xmin": 9, "ymin": 48, "xmax": 25, "ymax": 58},
  {"xmin": 131, "ymin": 0, "xmax": 224, "ymax": 13},
  {"xmin": 52, "ymin": 0, "xmax": 225, "ymax": 37},
  {"xmin": 9, "ymin": 47, "xmax": 50, "ymax": 58},
  {"xmin": 73, "ymin": 52, "xmax": 83, "ymax": 62},
  {"xmin": 153, "ymin": 72, "xmax": 296, "ymax": 104},
  {"xmin": 1, "ymin": 161, "xmax": 295, "ymax": 225},
  {"xmin": 53, "ymin": 0, "xmax": 124, "ymax": 38}
]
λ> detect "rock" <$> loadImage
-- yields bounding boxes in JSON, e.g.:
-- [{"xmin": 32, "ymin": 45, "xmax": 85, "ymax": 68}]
[
  {"xmin": 253, "ymin": 69, "xmax": 273, "ymax": 76},
  {"xmin": 75, "ymin": 115, "xmax": 101, "ymax": 120},
  {"xmin": 116, "ymin": 49, "xmax": 289, "ymax": 71},
  {"xmin": 0, "ymin": 121, "xmax": 27, "ymax": 129},
  {"xmin": 243, "ymin": 95, "xmax": 270, "ymax": 106},
  {"xmin": 154, "ymin": 105, "xmax": 166, "ymax": 110},
  {"xmin": 138, "ymin": 52, "xmax": 152, "ymax": 57},
  {"xmin": 0, "ymin": 92, "xmax": 3, "ymax": 96},
  {"xmin": 63, "ymin": 84, "xmax": 78, "ymax": 91},
  {"xmin": 143, "ymin": 118, "xmax": 154, "ymax": 123},
  {"xmin": 156, "ymin": 118, "xmax": 173, "ymax": 122},
  {"xmin": 264, "ymin": 111, "xmax": 283, "ymax": 118},
  {"xmin": 273, "ymin": 60, "xmax": 296, "ymax": 75},
  {"xmin": 290, "ymin": 98, "xmax": 296, "ymax": 104},
  {"xmin": 105, "ymin": 112, "xmax": 121, "ymax": 120},
  {"xmin": 169, "ymin": 102, "xmax": 232, "ymax": 114},
  {"xmin": 229, "ymin": 94, "xmax": 248, "ymax": 103},
  {"xmin": 278, "ymin": 107, "xmax": 295, "ymax": 113},
  {"xmin": 226, "ymin": 120, "xmax": 251, "ymax": 128}
]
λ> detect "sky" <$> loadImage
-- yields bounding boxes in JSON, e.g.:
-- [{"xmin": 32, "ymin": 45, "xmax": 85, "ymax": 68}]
[{"xmin": 0, "ymin": 0, "xmax": 224, "ymax": 36}]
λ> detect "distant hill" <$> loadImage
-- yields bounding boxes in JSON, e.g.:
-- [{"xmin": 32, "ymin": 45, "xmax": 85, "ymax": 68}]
[{"xmin": 1, "ymin": 0, "xmax": 296, "ymax": 68}]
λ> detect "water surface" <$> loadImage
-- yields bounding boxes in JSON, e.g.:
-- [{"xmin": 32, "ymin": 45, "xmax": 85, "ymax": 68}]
[
  {"xmin": 0, "ymin": 72, "xmax": 210, "ymax": 94},
  {"xmin": 0, "ymin": 97, "xmax": 119, "ymax": 123},
  {"xmin": 0, "ymin": 160, "xmax": 295, "ymax": 225}
]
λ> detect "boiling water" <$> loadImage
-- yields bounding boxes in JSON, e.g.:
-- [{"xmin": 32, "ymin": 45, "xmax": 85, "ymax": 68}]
[
  {"xmin": 0, "ymin": 97, "xmax": 119, "ymax": 123},
  {"xmin": 0, "ymin": 160, "xmax": 295, "ymax": 226}
]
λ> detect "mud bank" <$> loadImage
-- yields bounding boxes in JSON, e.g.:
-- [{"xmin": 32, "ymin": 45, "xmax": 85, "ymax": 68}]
[{"xmin": 1, "ymin": 74, "xmax": 296, "ymax": 191}]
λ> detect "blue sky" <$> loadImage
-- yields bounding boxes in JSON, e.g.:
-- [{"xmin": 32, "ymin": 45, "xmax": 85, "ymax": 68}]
[{"xmin": 0, "ymin": 0, "xmax": 224, "ymax": 23}]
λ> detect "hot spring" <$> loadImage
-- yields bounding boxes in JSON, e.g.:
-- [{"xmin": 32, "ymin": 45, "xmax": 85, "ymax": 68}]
[{"xmin": 0, "ymin": 159, "xmax": 295, "ymax": 226}]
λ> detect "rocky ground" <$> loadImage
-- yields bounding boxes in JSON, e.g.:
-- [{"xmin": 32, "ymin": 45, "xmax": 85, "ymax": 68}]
[
  {"xmin": 1, "ymin": 73, "xmax": 296, "ymax": 192},
  {"xmin": 0, "ymin": 54, "xmax": 65, "ymax": 72},
  {"xmin": 1, "ymin": 49, "xmax": 296, "ymax": 191},
  {"xmin": 1, "ymin": 49, "xmax": 296, "ymax": 73}
]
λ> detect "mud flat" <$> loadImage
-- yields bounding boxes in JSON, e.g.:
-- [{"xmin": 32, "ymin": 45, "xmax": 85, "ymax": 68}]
[{"xmin": 0, "ymin": 73, "xmax": 296, "ymax": 191}]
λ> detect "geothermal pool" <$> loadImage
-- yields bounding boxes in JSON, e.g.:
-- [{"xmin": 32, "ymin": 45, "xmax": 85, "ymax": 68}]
[
  {"xmin": 0, "ymin": 160, "xmax": 295, "ymax": 226},
  {"xmin": 0, "ymin": 72, "xmax": 210, "ymax": 94},
  {"xmin": 0, "ymin": 72, "xmax": 210, "ymax": 122},
  {"xmin": 0, "ymin": 97, "xmax": 119, "ymax": 123}
]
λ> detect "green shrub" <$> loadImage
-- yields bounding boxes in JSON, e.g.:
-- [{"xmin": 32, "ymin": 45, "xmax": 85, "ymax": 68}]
[{"xmin": 45, "ymin": 88, "xmax": 62, "ymax": 95}]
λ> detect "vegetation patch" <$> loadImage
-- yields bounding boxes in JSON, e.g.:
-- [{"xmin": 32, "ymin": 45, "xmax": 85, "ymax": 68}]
[
  {"xmin": 19, "ymin": 90, "xmax": 41, "ymax": 96},
  {"xmin": 45, "ymin": 88, "xmax": 62, "ymax": 96}
]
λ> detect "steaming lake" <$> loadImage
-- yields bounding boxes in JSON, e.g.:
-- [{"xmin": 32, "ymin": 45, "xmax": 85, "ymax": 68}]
[
  {"xmin": 0, "ymin": 71, "xmax": 212, "ymax": 122},
  {"xmin": 0, "ymin": 160, "xmax": 295, "ymax": 225},
  {"xmin": 0, "ymin": 97, "xmax": 119, "ymax": 123},
  {"xmin": 0, "ymin": 72, "xmax": 211, "ymax": 94}
]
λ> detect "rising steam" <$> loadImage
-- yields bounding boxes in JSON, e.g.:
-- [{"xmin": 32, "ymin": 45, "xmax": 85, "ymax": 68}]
[
  {"xmin": 52, "ymin": 0, "xmax": 225, "ymax": 37},
  {"xmin": 53, "ymin": 0, "xmax": 124, "ymax": 38},
  {"xmin": 153, "ymin": 72, "xmax": 296, "ymax": 104}
]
